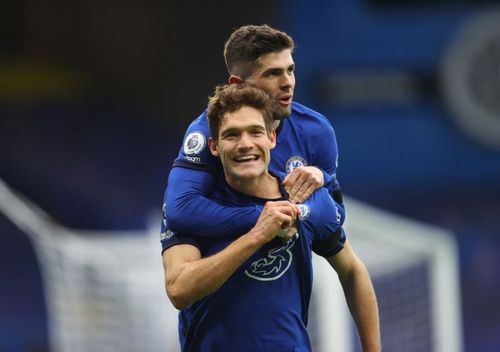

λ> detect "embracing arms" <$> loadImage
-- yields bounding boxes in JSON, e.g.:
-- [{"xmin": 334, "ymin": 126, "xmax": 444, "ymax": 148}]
[
  {"xmin": 163, "ymin": 201, "xmax": 298, "ymax": 310},
  {"xmin": 164, "ymin": 110, "xmax": 345, "ymax": 238},
  {"xmin": 165, "ymin": 167, "xmax": 262, "ymax": 237}
]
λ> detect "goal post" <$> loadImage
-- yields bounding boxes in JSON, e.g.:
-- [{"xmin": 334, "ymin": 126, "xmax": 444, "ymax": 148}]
[
  {"xmin": 0, "ymin": 178, "xmax": 180, "ymax": 352},
  {"xmin": 310, "ymin": 196, "xmax": 463, "ymax": 352}
]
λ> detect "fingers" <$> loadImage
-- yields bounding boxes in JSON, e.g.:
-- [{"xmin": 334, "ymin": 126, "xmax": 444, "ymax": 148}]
[
  {"xmin": 290, "ymin": 177, "xmax": 313, "ymax": 204},
  {"xmin": 277, "ymin": 226, "xmax": 299, "ymax": 242},
  {"xmin": 253, "ymin": 201, "xmax": 299, "ymax": 243},
  {"xmin": 268, "ymin": 204, "xmax": 296, "ymax": 229},
  {"xmin": 263, "ymin": 200, "xmax": 299, "ymax": 220},
  {"xmin": 283, "ymin": 166, "xmax": 324, "ymax": 203},
  {"xmin": 283, "ymin": 171, "xmax": 299, "ymax": 189},
  {"xmin": 287, "ymin": 175, "xmax": 307, "ymax": 202}
]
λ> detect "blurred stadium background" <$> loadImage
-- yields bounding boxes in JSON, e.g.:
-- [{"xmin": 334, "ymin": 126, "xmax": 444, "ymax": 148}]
[{"xmin": 1, "ymin": 0, "xmax": 499, "ymax": 351}]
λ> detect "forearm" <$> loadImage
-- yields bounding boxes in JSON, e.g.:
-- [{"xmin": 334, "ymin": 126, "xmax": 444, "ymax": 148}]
[
  {"xmin": 166, "ymin": 167, "xmax": 260, "ymax": 237},
  {"xmin": 166, "ymin": 231, "xmax": 262, "ymax": 309},
  {"xmin": 168, "ymin": 192, "xmax": 261, "ymax": 236},
  {"xmin": 339, "ymin": 260, "xmax": 381, "ymax": 352}
]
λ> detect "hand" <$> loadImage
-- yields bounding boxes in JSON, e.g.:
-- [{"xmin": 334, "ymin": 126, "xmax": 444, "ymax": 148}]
[
  {"xmin": 251, "ymin": 201, "xmax": 299, "ymax": 244},
  {"xmin": 277, "ymin": 225, "xmax": 299, "ymax": 242},
  {"xmin": 283, "ymin": 166, "xmax": 324, "ymax": 203}
]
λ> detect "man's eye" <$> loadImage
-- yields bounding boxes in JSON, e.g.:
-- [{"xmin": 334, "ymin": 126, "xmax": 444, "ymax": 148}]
[{"xmin": 266, "ymin": 70, "xmax": 280, "ymax": 77}]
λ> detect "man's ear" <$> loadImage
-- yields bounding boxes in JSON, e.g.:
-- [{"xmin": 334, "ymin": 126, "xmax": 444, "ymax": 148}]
[
  {"xmin": 228, "ymin": 75, "xmax": 244, "ymax": 85},
  {"xmin": 269, "ymin": 130, "xmax": 277, "ymax": 150},
  {"xmin": 208, "ymin": 137, "xmax": 219, "ymax": 157}
]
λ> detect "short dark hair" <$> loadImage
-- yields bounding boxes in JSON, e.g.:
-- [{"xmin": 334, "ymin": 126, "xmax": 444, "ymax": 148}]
[
  {"xmin": 207, "ymin": 84, "xmax": 277, "ymax": 140},
  {"xmin": 223, "ymin": 24, "xmax": 295, "ymax": 78}
]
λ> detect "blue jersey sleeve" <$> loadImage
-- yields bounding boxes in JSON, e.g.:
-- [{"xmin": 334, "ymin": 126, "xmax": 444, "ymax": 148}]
[
  {"xmin": 172, "ymin": 111, "xmax": 218, "ymax": 171},
  {"xmin": 164, "ymin": 167, "xmax": 262, "ymax": 237},
  {"xmin": 160, "ymin": 209, "xmax": 200, "ymax": 254},
  {"xmin": 299, "ymin": 188, "xmax": 346, "ymax": 258},
  {"xmin": 312, "ymin": 114, "xmax": 346, "ymax": 225}
]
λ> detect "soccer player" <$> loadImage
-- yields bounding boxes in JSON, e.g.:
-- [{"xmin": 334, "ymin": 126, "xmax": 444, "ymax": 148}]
[
  {"xmin": 162, "ymin": 84, "xmax": 381, "ymax": 352},
  {"xmin": 162, "ymin": 24, "xmax": 345, "ymax": 240}
]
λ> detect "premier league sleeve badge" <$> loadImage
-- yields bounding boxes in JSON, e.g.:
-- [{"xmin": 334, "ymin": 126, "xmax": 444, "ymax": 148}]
[{"xmin": 183, "ymin": 131, "xmax": 206, "ymax": 155}]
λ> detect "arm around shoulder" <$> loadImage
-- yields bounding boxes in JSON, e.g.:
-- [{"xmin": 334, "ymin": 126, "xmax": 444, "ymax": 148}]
[{"xmin": 165, "ymin": 166, "xmax": 261, "ymax": 237}]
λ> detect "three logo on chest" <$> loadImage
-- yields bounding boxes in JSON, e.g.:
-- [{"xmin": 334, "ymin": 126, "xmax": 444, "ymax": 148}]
[
  {"xmin": 245, "ymin": 234, "xmax": 299, "ymax": 281},
  {"xmin": 244, "ymin": 156, "xmax": 310, "ymax": 281}
]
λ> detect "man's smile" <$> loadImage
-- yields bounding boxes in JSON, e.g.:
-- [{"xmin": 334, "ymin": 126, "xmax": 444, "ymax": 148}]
[{"xmin": 234, "ymin": 154, "xmax": 261, "ymax": 163}]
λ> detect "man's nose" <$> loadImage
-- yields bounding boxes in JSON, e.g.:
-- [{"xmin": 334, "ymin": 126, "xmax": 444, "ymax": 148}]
[
  {"xmin": 281, "ymin": 73, "xmax": 293, "ymax": 88},
  {"xmin": 237, "ymin": 133, "xmax": 253, "ymax": 149}
]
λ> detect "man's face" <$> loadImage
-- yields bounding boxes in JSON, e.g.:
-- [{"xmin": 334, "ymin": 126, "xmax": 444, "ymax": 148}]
[
  {"xmin": 209, "ymin": 106, "xmax": 276, "ymax": 184},
  {"xmin": 245, "ymin": 49, "xmax": 295, "ymax": 119}
]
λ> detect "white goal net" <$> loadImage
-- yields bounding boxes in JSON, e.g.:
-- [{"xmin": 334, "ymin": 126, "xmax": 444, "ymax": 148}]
[
  {"xmin": 309, "ymin": 197, "xmax": 463, "ymax": 352},
  {"xmin": 0, "ymin": 178, "xmax": 463, "ymax": 352},
  {"xmin": 0, "ymin": 178, "xmax": 179, "ymax": 352}
]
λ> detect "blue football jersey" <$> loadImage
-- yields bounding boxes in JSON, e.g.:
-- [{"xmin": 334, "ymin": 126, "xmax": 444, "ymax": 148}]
[
  {"xmin": 162, "ymin": 174, "xmax": 345, "ymax": 352},
  {"xmin": 173, "ymin": 102, "xmax": 339, "ymax": 185},
  {"xmin": 162, "ymin": 102, "xmax": 345, "ymax": 239}
]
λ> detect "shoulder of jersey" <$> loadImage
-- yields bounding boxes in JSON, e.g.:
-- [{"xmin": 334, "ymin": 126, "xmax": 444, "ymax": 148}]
[
  {"xmin": 191, "ymin": 109, "xmax": 209, "ymax": 127},
  {"xmin": 184, "ymin": 110, "xmax": 211, "ymax": 138},
  {"xmin": 291, "ymin": 101, "xmax": 330, "ymax": 125}
]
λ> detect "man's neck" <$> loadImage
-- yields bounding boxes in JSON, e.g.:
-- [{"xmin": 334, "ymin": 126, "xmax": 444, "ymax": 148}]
[{"xmin": 226, "ymin": 172, "xmax": 282, "ymax": 199}]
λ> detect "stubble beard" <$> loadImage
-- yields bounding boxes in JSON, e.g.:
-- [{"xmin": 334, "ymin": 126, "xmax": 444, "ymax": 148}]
[{"xmin": 274, "ymin": 104, "xmax": 292, "ymax": 121}]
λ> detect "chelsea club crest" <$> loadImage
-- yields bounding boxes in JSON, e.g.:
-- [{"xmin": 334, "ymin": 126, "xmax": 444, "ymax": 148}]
[
  {"xmin": 245, "ymin": 235, "xmax": 298, "ymax": 281},
  {"xmin": 286, "ymin": 156, "xmax": 307, "ymax": 173},
  {"xmin": 297, "ymin": 204, "xmax": 311, "ymax": 221}
]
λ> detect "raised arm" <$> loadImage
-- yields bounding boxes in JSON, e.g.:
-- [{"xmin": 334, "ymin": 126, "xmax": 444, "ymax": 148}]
[
  {"xmin": 163, "ymin": 201, "xmax": 298, "ymax": 309},
  {"xmin": 326, "ymin": 240, "xmax": 381, "ymax": 352}
]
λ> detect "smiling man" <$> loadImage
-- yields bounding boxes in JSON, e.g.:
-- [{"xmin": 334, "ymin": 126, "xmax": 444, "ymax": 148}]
[
  {"xmin": 162, "ymin": 25, "xmax": 346, "ymax": 244},
  {"xmin": 162, "ymin": 85, "xmax": 381, "ymax": 352},
  {"xmin": 208, "ymin": 104, "xmax": 278, "ymax": 198}
]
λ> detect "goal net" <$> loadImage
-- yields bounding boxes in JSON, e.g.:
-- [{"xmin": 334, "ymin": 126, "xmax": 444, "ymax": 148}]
[
  {"xmin": 309, "ymin": 197, "xmax": 463, "ymax": 352},
  {"xmin": 0, "ymin": 178, "xmax": 463, "ymax": 352},
  {"xmin": 0, "ymin": 178, "xmax": 179, "ymax": 352}
]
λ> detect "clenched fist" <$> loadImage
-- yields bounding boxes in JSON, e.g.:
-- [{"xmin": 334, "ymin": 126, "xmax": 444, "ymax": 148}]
[{"xmin": 250, "ymin": 201, "xmax": 299, "ymax": 244}]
